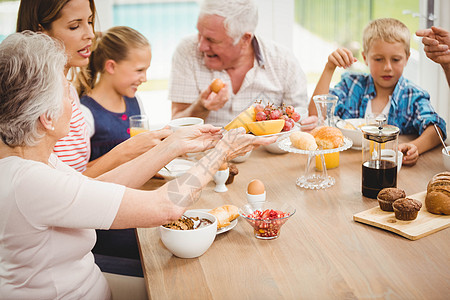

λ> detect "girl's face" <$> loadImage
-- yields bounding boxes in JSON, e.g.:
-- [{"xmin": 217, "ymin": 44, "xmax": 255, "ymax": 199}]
[
  {"xmin": 363, "ymin": 39, "xmax": 409, "ymax": 93},
  {"xmin": 42, "ymin": 0, "xmax": 94, "ymax": 74},
  {"xmin": 110, "ymin": 46, "xmax": 152, "ymax": 98}
]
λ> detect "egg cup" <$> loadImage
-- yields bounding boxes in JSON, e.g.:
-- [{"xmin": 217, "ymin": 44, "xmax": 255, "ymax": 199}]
[
  {"xmin": 246, "ymin": 191, "xmax": 266, "ymax": 210},
  {"xmin": 213, "ymin": 168, "xmax": 229, "ymax": 193}
]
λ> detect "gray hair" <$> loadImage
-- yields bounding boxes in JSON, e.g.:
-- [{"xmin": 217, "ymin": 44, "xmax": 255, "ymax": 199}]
[
  {"xmin": 199, "ymin": 0, "xmax": 258, "ymax": 44},
  {"xmin": 0, "ymin": 31, "xmax": 67, "ymax": 147}
]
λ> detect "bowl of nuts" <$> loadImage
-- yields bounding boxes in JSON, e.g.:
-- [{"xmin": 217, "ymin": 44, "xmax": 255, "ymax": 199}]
[
  {"xmin": 239, "ymin": 202, "xmax": 295, "ymax": 240},
  {"xmin": 160, "ymin": 210, "xmax": 217, "ymax": 258}
]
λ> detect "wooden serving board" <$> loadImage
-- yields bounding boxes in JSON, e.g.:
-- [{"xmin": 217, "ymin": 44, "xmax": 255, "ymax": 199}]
[{"xmin": 353, "ymin": 191, "xmax": 450, "ymax": 240}]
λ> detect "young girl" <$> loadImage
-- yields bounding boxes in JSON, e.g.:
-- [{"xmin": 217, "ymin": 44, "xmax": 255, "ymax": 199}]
[
  {"xmin": 78, "ymin": 26, "xmax": 151, "ymax": 161},
  {"xmin": 16, "ymin": 0, "xmax": 171, "ymax": 178}
]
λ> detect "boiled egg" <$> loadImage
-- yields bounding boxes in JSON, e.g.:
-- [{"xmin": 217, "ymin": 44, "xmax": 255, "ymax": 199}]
[{"xmin": 247, "ymin": 179, "xmax": 265, "ymax": 195}]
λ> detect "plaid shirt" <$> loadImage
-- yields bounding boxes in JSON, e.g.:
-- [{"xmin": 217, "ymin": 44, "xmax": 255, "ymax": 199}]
[
  {"xmin": 331, "ymin": 72, "xmax": 447, "ymax": 139},
  {"xmin": 168, "ymin": 35, "xmax": 308, "ymax": 126}
]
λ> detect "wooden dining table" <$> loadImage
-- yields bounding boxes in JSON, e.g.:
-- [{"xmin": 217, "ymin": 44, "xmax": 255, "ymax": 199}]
[{"xmin": 137, "ymin": 138, "xmax": 450, "ymax": 300}]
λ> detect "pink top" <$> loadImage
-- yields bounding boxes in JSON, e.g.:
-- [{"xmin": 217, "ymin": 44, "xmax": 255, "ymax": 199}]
[
  {"xmin": 0, "ymin": 154, "xmax": 125, "ymax": 299},
  {"xmin": 53, "ymin": 84, "xmax": 90, "ymax": 172}
]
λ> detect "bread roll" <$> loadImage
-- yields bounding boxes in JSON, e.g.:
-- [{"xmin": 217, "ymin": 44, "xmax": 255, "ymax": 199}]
[
  {"xmin": 208, "ymin": 205, "xmax": 239, "ymax": 228},
  {"xmin": 289, "ymin": 131, "xmax": 317, "ymax": 150},
  {"xmin": 311, "ymin": 126, "xmax": 344, "ymax": 149},
  {"xmin": 425, "ymin": 172, "xmax": 450, "ymax": 215}
]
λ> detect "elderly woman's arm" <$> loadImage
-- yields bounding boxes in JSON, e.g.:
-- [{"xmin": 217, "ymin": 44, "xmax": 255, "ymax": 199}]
[
  {"xmin": 109, "ymin": 128, "xmax": 276, "ymax": 228},
  {"xmin": 95, "ymin": 124, "xmax": 223, "ymax": 188}
]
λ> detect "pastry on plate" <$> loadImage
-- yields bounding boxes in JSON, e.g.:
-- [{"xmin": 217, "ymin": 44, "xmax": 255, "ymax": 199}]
[
  {"xmin": 208, "ymin": 205, "xmax": 239, "ymax": 228},
  {"xmin": 311, "ymin": 126, "xmax": 344, "ymax": 149},
  {"xmin": 289, "ymin": 131, "xmax": 317, "ymax": 151}
]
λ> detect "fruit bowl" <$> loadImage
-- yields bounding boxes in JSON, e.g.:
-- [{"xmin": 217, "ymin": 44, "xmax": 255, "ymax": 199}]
[
  {"xmin": 247, "ymin": 119, "xmax": 285, "ymax": 136},
  {"xmin": 239, "ymin": 202, "xmax": 295, "ymax": 240}
]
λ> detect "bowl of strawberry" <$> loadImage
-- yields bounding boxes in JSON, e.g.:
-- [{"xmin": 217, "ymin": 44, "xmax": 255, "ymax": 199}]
[{"xmin": 239, "ymin": 202, "xmax": 296, "ymax": 240}]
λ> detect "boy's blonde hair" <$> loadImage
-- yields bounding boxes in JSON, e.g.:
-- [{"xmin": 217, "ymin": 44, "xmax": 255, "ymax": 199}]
[{"xmin": 363, "ymin": 18, "xmax": 410, "ymax": 56}]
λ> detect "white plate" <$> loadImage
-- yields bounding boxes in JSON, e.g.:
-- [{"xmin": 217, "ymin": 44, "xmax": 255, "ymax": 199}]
[
  {"xmin": 192, "ymin": 209, "xmax": 238, "ymax": 235},
  {"xmin": 158, "ymin": 158, "xmax": 195, "ymax": 180}
]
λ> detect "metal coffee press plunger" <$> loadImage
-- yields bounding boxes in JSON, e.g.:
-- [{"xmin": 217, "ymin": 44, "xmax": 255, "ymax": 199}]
[{"xmin": 360, "ymin": 115, "xmax": 400, "ymax": 199}]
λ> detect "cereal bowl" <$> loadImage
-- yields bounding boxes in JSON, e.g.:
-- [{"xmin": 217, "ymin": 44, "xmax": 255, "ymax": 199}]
[
  {"xmin": 336, "ymin": 118, "xmax": 365, "ymax": 149},
  {"xmin": 160, "ymin": 211, "xmax": 217, "ymax": 258},
  {"xmin": 442, "ymin": 146, "xmax": 450, "ymax": 171},
  {"xmin": 239, "ymin": 202, "xmax": 295, "ymax": 240}
]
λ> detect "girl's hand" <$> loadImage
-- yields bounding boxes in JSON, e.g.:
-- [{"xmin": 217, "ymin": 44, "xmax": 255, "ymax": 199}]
[
  {"xmin": 327, "ymin": 48, "xmax": 357, "ymax": 69},
  {"xmin": 125, "ymin": 127, "xmax": 173, "ymax": 157},
  {"xmin": 398, "ymin": 143, "xmax": 419, "ymax": 166}
]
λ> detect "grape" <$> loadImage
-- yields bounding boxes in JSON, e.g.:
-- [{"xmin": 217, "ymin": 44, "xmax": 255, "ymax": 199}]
[
  {"xmin": 291, "ymin": 111, "xmax": 301, "ymax": 122},
  {"xmin": 269, "ymin": 109, "xmax": 282, "ymax": 120},
  {"xmin": 254, "ymin": 103, "xmax": 265, "ymax": 114},
  {"xmin": 282, "ymin": 120, "xmax": 293, "ymax": 131},
  {"xmin": 285, "ymin": 105, "xmax": 294, "ymax": 116},
  {"xmin": 255, "ymin": 111, "xmax": 267, "ymax": 121}
]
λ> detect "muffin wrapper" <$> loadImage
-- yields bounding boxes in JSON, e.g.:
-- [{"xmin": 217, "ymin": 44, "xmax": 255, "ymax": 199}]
[
  {"xmin": 377, "ymin": 198, "xmax": 394, "ymax": 212},
  {"xmin": 393, "ymin": 207, "xmax": 419, "ymax": 221}
]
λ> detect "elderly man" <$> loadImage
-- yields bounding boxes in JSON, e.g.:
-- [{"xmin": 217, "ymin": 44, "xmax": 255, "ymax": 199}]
[{"xmin": 168, "ymin": 0, "xmax": 309, "ymax": 127}]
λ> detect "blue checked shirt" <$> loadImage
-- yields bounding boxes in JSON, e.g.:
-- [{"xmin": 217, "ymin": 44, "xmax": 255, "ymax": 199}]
[{"xmin": 330, "ymin": 72, "xmax": 447, "ymax": 140}]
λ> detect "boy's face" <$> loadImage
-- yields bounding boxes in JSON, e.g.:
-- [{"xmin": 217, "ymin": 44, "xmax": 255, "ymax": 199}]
[{"xmin": 362, "ymin": 39, "xmax": 409, "ymax": 93}]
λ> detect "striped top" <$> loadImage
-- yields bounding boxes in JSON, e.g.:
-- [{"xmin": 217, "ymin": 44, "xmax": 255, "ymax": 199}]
[{"xmin": 53, "ymin": 85, "xmax": 90, "ymax": 172}]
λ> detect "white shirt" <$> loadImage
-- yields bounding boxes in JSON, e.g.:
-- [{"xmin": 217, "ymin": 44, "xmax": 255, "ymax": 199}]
[
  {"xmin": 168, "ymin": 35, "xmax": 308, "ymax": 126},
  {"xmin": 0, "ymin": 154, "xmax": 125, "ymax": 299}
]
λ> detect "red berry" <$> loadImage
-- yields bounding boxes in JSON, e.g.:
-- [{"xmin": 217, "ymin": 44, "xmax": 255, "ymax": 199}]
[
  {"xmin": 255, "ymin": 111, "xmax": 267, "ymax": 121},
  {"xmin": 269, "ymin": 109, "xmax": 282, "ymax": 120},
  {"xmin": 285, "ymin": 105, "xmax": 294, "ymax": 116},
  {"xmin": 291, "ymin": 111, "xmax": 301, "ymax": 122},
  {"xmin": 282, "ymin": 120, "xmax": 293, "ymax": 132},
  {"xmin": 254, "ymin": 104, "xmax": 265, "ymax": 114}
]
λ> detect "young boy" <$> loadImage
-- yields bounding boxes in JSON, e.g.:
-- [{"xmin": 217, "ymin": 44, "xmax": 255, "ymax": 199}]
[{"xmin": 309, "ymin": 18, "xmax": 446, "ymax": 166}]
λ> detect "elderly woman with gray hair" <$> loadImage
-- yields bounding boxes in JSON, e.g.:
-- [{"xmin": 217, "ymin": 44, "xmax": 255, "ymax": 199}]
[{"xmin": 0, "ymin": 31, "xmax": 275, "ymax": 299}]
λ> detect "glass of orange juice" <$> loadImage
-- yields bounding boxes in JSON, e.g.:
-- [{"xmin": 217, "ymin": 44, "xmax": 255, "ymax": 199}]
[
  {"xmin": 315, "ymin": 152, "xmax": 339, "ymax": 171},
  {"xmin": 129, "ymin": 115, "xmax": 149, "ymax": 137}
]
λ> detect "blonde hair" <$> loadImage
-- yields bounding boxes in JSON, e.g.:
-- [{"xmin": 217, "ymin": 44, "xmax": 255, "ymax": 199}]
[
  {"xmin": 76, "ymin": 26, "xmax": 150, "ymax": 96},
  {"xmin": 362, "ymin": 18, "xmax": 410, "ymax": 56}
]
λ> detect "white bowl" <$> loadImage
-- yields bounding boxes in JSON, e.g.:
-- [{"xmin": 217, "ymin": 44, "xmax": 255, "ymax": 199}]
[
  {"xmin": 160, "ymin": 211, "xmax": 217, "ymax": 258},
  {"xmin": 231, "ymin": 150, "xmax": 252, "ymax": 163},
  {"xmin": 442, "ymin": 146, "xmax": 450, "ymax": 170},
  {"xmin": 168, "ymin": 117, "xmax": 204, "ymax": 131},
  {"xmin": 158, "ymin": 158, "xmax": 195, "ymax": 180},
  {"xmin": 335, "ymin": 118, "xmax": 365, "ymax": 149}
]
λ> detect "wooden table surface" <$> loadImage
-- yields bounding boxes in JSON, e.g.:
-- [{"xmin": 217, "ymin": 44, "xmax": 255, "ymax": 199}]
[{"xmin": 137, "ymin": 141, "xmax": 450, "ymax": 300}]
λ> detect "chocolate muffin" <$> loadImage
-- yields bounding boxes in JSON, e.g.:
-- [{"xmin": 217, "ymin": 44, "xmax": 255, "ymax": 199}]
[
  {"xmin": 377, "ymin": 187, "xmax": 406, "ymax": 212},
  {"xmin": 226, "ymin": 163, "xmax": 239, "ymax": 185},
  {"xmin": 393, "ymin": 198, "xmax": 422, "ymax": 221}
]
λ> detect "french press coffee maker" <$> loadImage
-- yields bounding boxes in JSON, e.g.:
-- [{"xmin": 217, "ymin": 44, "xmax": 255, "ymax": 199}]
[{"xmin": 360, "ymin": 116, "xmax": 400, "ymax": 199}]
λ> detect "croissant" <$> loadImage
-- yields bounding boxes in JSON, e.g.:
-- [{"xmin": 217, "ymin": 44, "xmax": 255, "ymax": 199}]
[
  {"xmin": 208, "ymin": 205, "xmax": 239, "ymax": 228},
  {"xmin": 311, "ymin": 126, "xmax": 344, "ymax": 149}
]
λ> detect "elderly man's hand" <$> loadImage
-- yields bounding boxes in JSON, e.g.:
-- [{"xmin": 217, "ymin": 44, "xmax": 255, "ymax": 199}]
[{"xmin": 199, "ymin": 83, "xmax": 229, "ymax": 111}]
